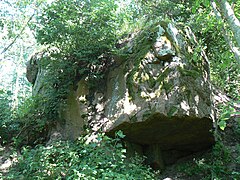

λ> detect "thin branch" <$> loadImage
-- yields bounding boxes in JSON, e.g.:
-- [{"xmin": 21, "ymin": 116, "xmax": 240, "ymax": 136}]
[
  {"xmin": 1, "ymin": 13, "xmax": 35, "ymax": 54},
  {"xmin": 1, "ymin": 2, "xmax": 42, "ymax": 54}
]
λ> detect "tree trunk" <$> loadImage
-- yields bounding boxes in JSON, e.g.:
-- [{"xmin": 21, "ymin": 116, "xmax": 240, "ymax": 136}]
[
  {"xmin": 211, "ymin": 0, "xmax": 240, "ymax": 64},
  {"xmin": 217, "ymin": 0, "xmax": 240, "ymax": 47}
]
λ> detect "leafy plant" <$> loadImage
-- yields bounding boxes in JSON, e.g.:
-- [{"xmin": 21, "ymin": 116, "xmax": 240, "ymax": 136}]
[
  {"xmin": 11, "ymin": 1, "xmax": 126, "ymax": 143},
  {"xmin": 218, "ymin": 100, "xmax": 240, "ymax": 130},
  {"xmin": 177, "ymin": 142, "xmax": 237, "ymax": 179},
  {"xmin": 0, "ymin": 89, "xmax": 14, "ymax": 144},
  {"xmin": 6, "ymin": 131, "xmax": 157, "ymax": 179},
  {"xmin": 36, "ymin": 0, "xmax": 119, "ymax": 68},
  {"xmin": 12, "ymin": 95, "xmax": 49, "ymax": 147}
]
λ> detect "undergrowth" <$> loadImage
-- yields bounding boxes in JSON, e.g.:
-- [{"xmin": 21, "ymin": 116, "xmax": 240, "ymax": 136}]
[
  {"xmin": 5, "ymin": 131, "xmax": 158, "ymax": 179},
  {"xmin": 177, "ymin": 141, "xmax": 240, "ymax": 179}
]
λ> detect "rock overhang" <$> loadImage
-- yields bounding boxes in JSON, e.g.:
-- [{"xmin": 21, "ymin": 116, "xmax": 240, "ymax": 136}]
[{"xmin": 106, "ymin": 113, "xmax": 215, "ymax": 151}]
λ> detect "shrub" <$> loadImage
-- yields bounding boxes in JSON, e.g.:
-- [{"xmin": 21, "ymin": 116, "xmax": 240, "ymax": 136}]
[
  {"xmin": 178, "ymin": 142, "xmax": 239, "ymax": 179},
  {"xmin": 0, "ymin": 89, "xmax": 14, "ymax": 144},
  {"xmin": 6, "ymin": 131, "xmax": 157, "ymax": 179}
]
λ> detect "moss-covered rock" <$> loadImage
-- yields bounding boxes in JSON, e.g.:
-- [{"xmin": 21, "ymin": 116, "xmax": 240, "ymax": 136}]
[
  {"xmin": 28, "ymin": 20, "xmax": 216, "ymax": 169},
  {"xmin": 103, "ymin": 21, "xmax": 215, "ymax": 168}
]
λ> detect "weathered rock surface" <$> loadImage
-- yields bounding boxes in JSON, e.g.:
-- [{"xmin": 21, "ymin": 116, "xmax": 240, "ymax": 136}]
[
  {"xmin": 26, "ymin": 51, "xmax": 48, "ymax": 96},
  {"xmin": 99, "ymin": 22, "xmax": 215, "ymax": 168},
  {"xmin": 26, "ymin": 53, "xmax": 39, "ymax": 85},
  {"xmin": 57, "ymin": 79, "xmax": 88, "ymax": 140},
  {"xmin": 27, "ymin": 21, "xmax": 216, "ymax": 169}
]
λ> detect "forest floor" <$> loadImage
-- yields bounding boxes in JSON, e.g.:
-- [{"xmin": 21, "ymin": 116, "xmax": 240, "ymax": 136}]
[
  {"xmin": 1, "ymin": 117, "xmax": 239, "ymax": 179},
  {"xmin": 0, "ymin": 145, "xmax": 17, "ymax": 176}
]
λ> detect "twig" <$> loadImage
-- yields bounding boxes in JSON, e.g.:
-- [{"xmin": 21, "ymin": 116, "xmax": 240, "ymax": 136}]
[{"xmin": 1, "ymin": 2, "xmax": 42, "ymax": 54}]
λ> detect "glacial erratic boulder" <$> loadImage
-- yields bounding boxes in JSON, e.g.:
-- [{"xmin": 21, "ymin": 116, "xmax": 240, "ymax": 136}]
[
  {"xmin": 27, "ymin": 21, "xmax": 216, "ymax": 169},
  {"xmin": 101, "ymin": 22, "xmax": 216, "ymax": 168}
]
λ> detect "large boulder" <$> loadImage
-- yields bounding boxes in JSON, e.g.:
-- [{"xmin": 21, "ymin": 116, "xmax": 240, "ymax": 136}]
[
  {"xmin": 27, "ymin": 21, "xmax": 216, "ymax": 169},
  {"xmin": 101, "ymin": 22, "xmax": 215, "ymax": 169}
]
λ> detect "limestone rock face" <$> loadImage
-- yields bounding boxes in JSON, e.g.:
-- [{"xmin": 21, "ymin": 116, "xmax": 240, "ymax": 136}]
[
  {"xmin": 26, "ymin": 51, "xmax": 87, "ymax": 140},
  {"xmin": 101, "ymin": 22, "xmax": 215, "ymax": 168},
  {"xmin": 57, "ymin": 79, "xmax": 88, "ymax": 140},
  {"xmin": 28, "ymin": 21, "xmax": 216, "ymax": 169}
]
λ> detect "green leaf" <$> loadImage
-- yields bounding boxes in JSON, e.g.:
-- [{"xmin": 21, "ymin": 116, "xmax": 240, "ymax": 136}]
[
  {"xmin": 192, "ymin": 0, "xmax": 201, "ymax": 13},
  {"xmin": 115, "ymin": 130, "xmax": 126, "ymax": 139},
  {"xmin": 203, "ymin": 0, "xmax": 210, "ymax": 7},
  {"xmin": 218, "ymin": 120, "xmax": 227, "ymax": 130}
]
